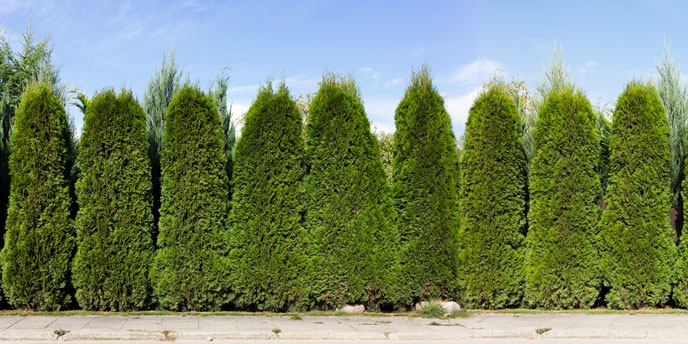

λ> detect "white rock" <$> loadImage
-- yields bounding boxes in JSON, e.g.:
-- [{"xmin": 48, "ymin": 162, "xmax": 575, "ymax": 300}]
[
  {"xmin": 206, "ymin": 336, "xmax": 213, "ymax": 341},
  {"xmin": 415, "ymin": 300, "xmax": 461, "ymax": 314},
  {"xmin": 338, "ymin": 304, "xmax": 365, "ymax": 313}
]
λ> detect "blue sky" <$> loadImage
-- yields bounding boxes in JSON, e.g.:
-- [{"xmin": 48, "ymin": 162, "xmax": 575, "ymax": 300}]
[{"xmin": 1, "ymin": 0, "xmax": 686, "ymax": 137}]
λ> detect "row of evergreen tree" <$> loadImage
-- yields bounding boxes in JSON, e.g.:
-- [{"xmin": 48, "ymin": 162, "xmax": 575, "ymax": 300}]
[{"xmin": 3, "ymin": 28, "xmax": 688, "ymax": 311}]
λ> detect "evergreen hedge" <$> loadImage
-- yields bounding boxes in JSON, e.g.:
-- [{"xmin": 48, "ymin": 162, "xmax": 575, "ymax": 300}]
[
  {"xmin": 229, "ymin": 83, "xmax": 307, "ymax": 311},
  {"xmin": 304, "ymin": 75, "xmax": 399, "ymax": 310},
  {"xmin": 598, "ymin": 82, "xmax": 675, "ymax": 309},
  {"xmin": 150, "ymin": 84, "xmax": 231, "ymax": 311},
  {"xmin": 0, "ymin": 83, "xmax": 75, "ymax": 310},
  {"xmin": 71, "ymin": 89, "xmax": 155, "ymax": 311},
  {"xmin": 392, "ymin": 67, "xmax": 460, "ymax": 303},
  {"xmin": 458, "ymin": 85, "xmax": 527, "ymax": 309},
  {"xmin": 524, "ymin": 87, "xmax": 601, "ymax": 309}
]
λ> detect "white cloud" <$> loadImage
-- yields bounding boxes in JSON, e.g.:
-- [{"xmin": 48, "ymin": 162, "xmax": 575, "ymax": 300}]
[
  {"xmin": 578, "ymin": 61, "xmax": 599, "ymax": 75},
  {"xmin": 0, "ymin": 0, "xmax": 32, "ymax": 13},
  {"xmin": 444, "ymin": 86, "xmax": 482, "ymax": 131},
  {"xmin": 453, "ymin": 58, "xmax": 502, "ymax": 85},
  {"xmin": 359, "ymin": 66, "xmax": 381, "ymax": 80},
  {"xmin": 384, "ymin": 78, "xmax": 404, "ymax": 88},
  {"xmin": 370, "ymin": 121, "xmax": 395, "ymax": 134}
]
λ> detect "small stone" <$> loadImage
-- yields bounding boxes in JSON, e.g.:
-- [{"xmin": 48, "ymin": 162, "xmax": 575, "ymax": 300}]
[
  {"xmin": 338, "ymin": 304, "xmax": 365, "ymax": 313},
  {"xmin": 415, "ymin": 300, "xmax": 461, "ymax": 314},
  {"xmin": 206, "ymin": 336, "xmax": 213, "ymax": 341}
]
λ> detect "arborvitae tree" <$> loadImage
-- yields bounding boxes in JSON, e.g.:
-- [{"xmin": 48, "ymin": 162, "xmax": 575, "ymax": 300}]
[
  {"xmin": 143, "ymin": 50, "xmax": 184, "ymax": 242},
  {"xmin": 150, "ymin": 84, "xmax": 231, "ymax": 311},
  {"xmin": 0, "ymin": 83, "xmax": 74, "ymax": 310},
  {"xmin": 71, "ymin": 89, "xmax": 155, "ymax": 311},
  {"xmin": 392, "ymin": 67, "xmax": 460, "ymax": 304},
  {"xmin": 209, "ymin": 71, "xmax": 236, "ymax": 184},
  {"xmin": 524, "ymin": 87, "xmax": 601, "ymax": 309},
  {"xmin": 458, "ymin": 84, "xmax": 526, "ymax": 309},
  {"xmin": 305, "ymin": 75, "xmax": 399, "ymax": 310},
  {"xmin": 656, "ymin": 45, "xmax": 688, "ymax": 241},
  {"xmin": 598, "ymin": 82, "xmax": 675, "ymax": 309},
  {"xmin": 229, "ymin": 82, "xmax": 307, "ymax": 311},
  {"xmin": 0, "ymin": 26, "xmax": 66, "ymax": 260}
]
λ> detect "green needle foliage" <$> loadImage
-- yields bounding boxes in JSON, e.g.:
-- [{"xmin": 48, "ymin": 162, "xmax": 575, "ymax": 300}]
[
  {"xmin": 150, "ymin": 84, "xmax": 231, "ymax": 311},
  {"xmin": 229, "ymin": 82, "xmax": 307, "ymax": 311},
  {"xmin": 71, "ymin": 89, "xmax": 155, "ymax": 311},
  {"xmin": 392, "ymin": 66, "xmax": 461, "ymax": 304},
  {"xmin": 524, "ymin": 87, "xmax": 601, "ymax": 309},
  {"xmin": 209, "ymin": 71, "xmax": 236, "ymax": 184},
  {"xmin": 143, "ymin": 50, "xmax": 184, "ymax": 241},
  {"xmin": 599, "ymin": 82, "xmax": 676, "ymax": 309},
  {"xmin": 0, "ymin": 82, "xmax": 75, "ymax": 310},
  {"xmin": 459, "ymin": 84, "xmax": 527, "ymax": 309},
  {"xmin": 656, "ymin": 45, "xmax": 687, "ymax": 210},
  {"xmin": 304, "ymin": 75, "xmax": 399, "ymax": 311}
]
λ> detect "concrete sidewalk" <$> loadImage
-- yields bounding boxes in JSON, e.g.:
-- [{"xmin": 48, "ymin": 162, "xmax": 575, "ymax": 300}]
[{"xmin": 0, "ymin": 313, "xmax": 687, "ymax": 342}]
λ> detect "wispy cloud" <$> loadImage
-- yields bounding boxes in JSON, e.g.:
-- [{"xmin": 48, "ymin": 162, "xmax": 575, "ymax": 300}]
[
  {"xmin": 359, "ymin": 66, "xmax": 381, "ymax": 80},
  {"xmin": 453, "ymin": 58, "xmax": 502, "ymax": 85},
  {"xmin": 384, "ymin": 78, "xmax": 404, "ymax": 88},
  {"xmin": 228, "ymin": 75, "xmax": 319, "ymax": 96},
  {"xmin": 176, "ymin": 0, "xmax": 209, "ymax": 13},
  {"xmin": 444, "ymin": 86, "xmax": 482, "ymax": 131},
  {"xmin": 0, "ymin": 0, "xmax": 33, "ymax": 14},
  {"xmin": 578, "ymin": 61, "xmax": 599, "ymax": 75}
]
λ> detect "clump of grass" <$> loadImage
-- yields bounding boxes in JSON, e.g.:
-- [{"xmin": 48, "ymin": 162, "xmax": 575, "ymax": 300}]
[
  {"xmin": 314, "ymin": 321, "xmax": 323, "ymax": 324},
  {"xmin": 272, "ymin": 328, "xmax": 281, "ymax": 335},
  {"xmin": 54, "ymin": 329, "xmax": 69, "ymax": 338},
  {"xmin": 428, "ymin": 321, "xmax": 442, "ymax": 326},
  {"xmin": 448, "ymin": 309, "xmax": 470, "ymax": 318},
  {"xmin": 536, "ymin": 327, "xmax": 552, "ymax": 335},
  {"xmin": 421, "ymin": 300, "xmax": 445, "ymax": 318},
  {"xmin": 289, "ymin": 314, "xmax": 303, "ymax": 320}
]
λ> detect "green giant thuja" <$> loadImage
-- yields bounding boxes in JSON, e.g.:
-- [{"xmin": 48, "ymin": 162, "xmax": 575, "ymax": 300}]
[
  {"xmin": 525, "ymin": 87, "xmax": 601, "ymax": 309},
  {"xmin": 305, "ymin": 75, "xmax": 399, "ymax": 310},
  {"xmin": 392, "ymin": 67, "xmax": 460, "ymax": 303},
  {"xmin": 599, "ymin": 82, "xmax": 675, "ymax": 309},
  {"xmin": 459, "ymin": 84, "xmax": 527, "ymax": 309},
  {"xmin": 72, "ymin": 89, "xmax": 155, "ymax": 311},
  {"xmin": 0, "ymin": 83, "xmax": 75, "ymax": 310},
  {"xmin": 150, "ymin": 84, "xmax": 231, "ymax": 311},
  {"xmin": 229, "ymin": 82, "xmax": 307, "ymax": 311}
]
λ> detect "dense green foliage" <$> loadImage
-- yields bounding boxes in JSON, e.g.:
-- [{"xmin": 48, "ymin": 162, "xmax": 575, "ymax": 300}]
[
  {"xmin": 143, "ymin": 51, "xmax": 184, "ymax": 240},
  {"xmin": 150, "ymin": 85, "xmax": 231, "ymax": 311},
  {"xmin": 598, "ymin": 82, "xmax": 676, "ymax": 309},
  {"xmin": 524, "ymin": 87, "xmax": 601, "ymax": 309},
  {"xmin": 392, "ymin": 67, "xmax": 460, "ymax": 303},
  {"xmin": 229, "ymin": 83, "xmax": 307, "ymax": 311},
  {"xmin": 304, "ymin": 75, "xmax": 399, "ymax": 310},
  {"xmin": 72, "ymin": 89, "xmax": 155, "ymax": 311},
  {"xmin": 0, "ymin": 83, "xmax": 74, "ymax": 310},
  {"xmin": 458, "ymin": 85, "xmax": 527, "ymax": 309},
  {"xmin": 0, "ymin": 27, "xmax": 67, "ymax": 256}
]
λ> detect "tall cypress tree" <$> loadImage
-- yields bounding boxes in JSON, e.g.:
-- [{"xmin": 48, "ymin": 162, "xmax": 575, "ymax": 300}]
[
  {"xmin": 71, "ymin": 89, "xmax": 155, "ymax": 311},
  {"xmin": 150, "ymin": 84, "xmax": 231, "ymax": 311},
  {"xmin": 459, "ymin": 84, "xmax": 527, "ymax": 309},
  {"xmin": 524, "ymin": 87, "xmax": 601, "ymax": 309},
  {"xmin": 305, "ymin": 75, "xmax": 399, "ymax": 310},
  {"xmin": 599, "ymin": 82, "xmax": 675, "ymax": 309},
  {"xmin": 143, "ymin": 50, "xmax": 184, "ymax": 242},
  {"xmin": 392, "ymin": 67, "xmax": 460, "ymax": 304},
  {"xmin": 0, "ymin": 83, "xmax": 74, "ymax": 310},
  {"xmin": 229, "ymin": 82, "xmax": 307, "ymax": 311}
]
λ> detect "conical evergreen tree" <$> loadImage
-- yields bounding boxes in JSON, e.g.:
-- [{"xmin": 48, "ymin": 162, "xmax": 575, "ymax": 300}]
[
  {"xmin": 599, "ymin": 82, "xmax": 675, "ymax": 309},
  {"xmin": 229, "ymin": 82, "xmax": 307, "ymax": 311},
  {"xmin": 305, "ymin": 75, "xmax": 399, "ymax": 310},
  {"xmin": 525, "ymin": 87, "xmax": 601, "ymax": 309},
  {"xmin": 459, "ymin": 84, "xmax": 527, "ymax": 309},
  {"xmin": 392, "ymin": 67, "xmax": 460, "ymax": 303},
  {"xmin": 0, "ymin": 82, "xmax": 74, "ymax": 310},
  {"xmin": 71, "ymin": 89, "xmax": 155, "ymax": 311},
  {"xmin": 150, "ymin": 84, "xmax": 231, "ymax": 311}
]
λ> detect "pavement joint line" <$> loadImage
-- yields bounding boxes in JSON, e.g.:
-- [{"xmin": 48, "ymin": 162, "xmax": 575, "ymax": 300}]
[
  {"xmin": 43, "ymin": 315, "xmax": 60, "ymax": 329},
  {"xmin": 117, "ymin": 316, "xmax": 128, "ymax": 331},
  {"xmin": 82, "ymin": 315, "xmax": 95, "ymax": 330},
  {"xmin": 1, "ymin": 316, "xmax": 24, "ymax": 331}
]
